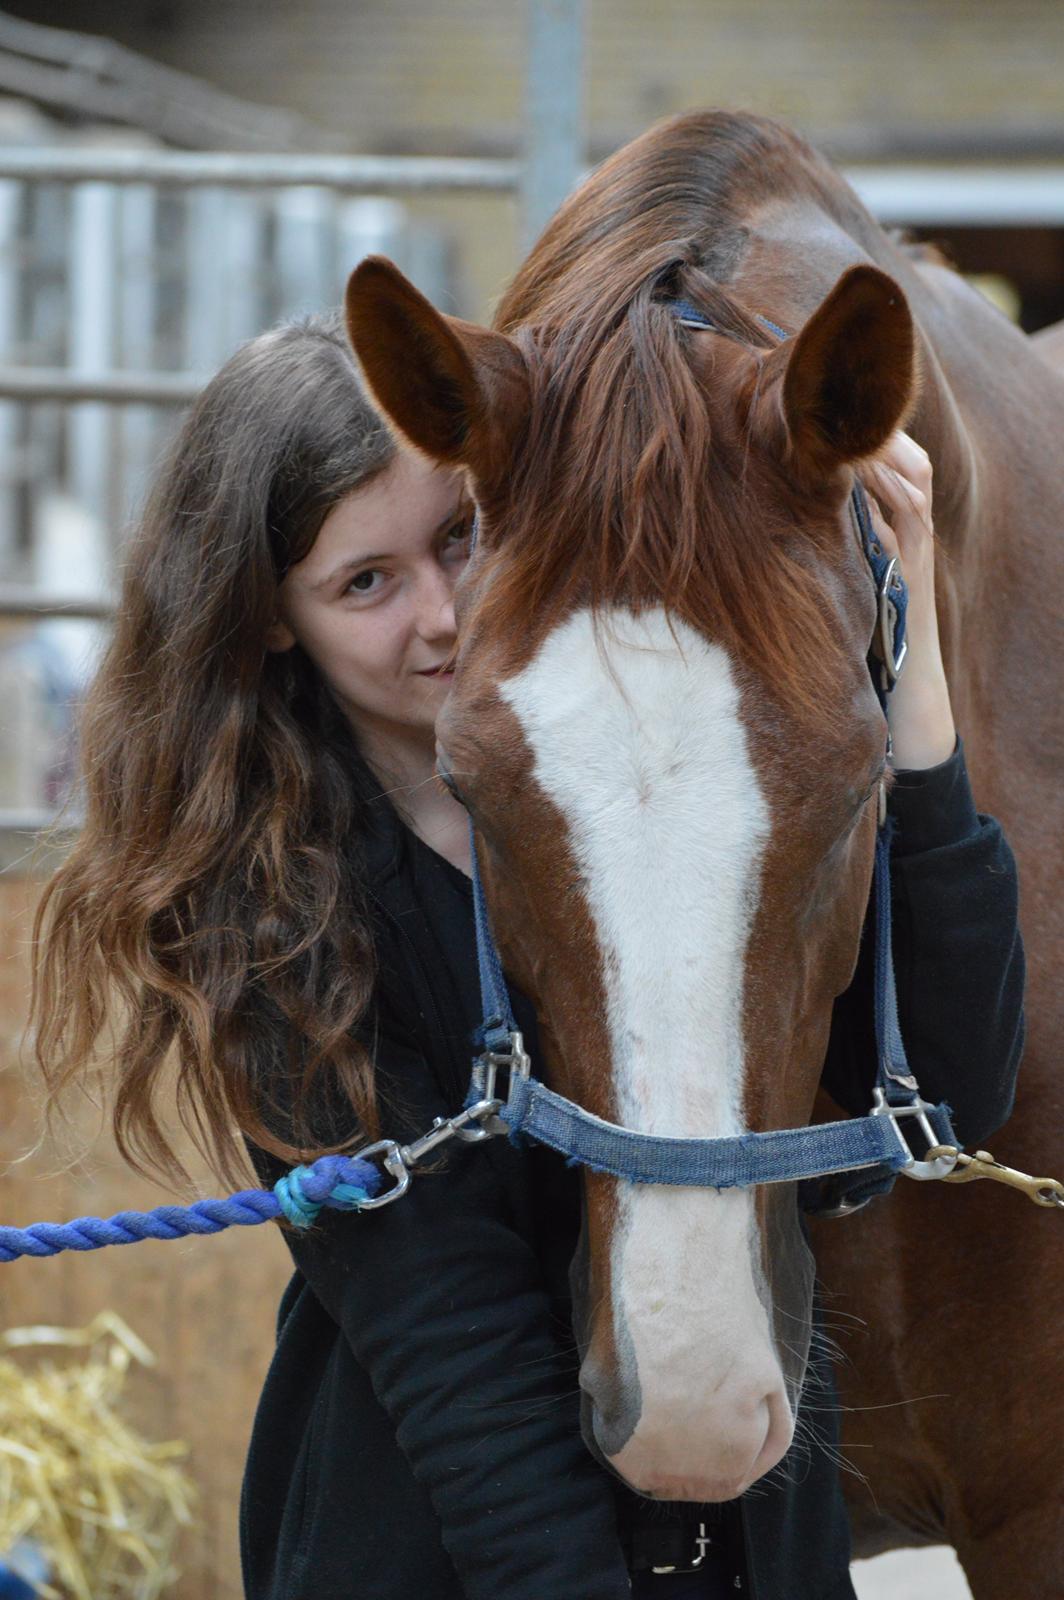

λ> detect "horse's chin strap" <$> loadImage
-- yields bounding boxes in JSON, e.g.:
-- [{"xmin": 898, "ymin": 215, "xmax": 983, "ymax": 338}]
[{"xmin": 453, "ymin": 296, "xmax": 958, "ymax": 1217}]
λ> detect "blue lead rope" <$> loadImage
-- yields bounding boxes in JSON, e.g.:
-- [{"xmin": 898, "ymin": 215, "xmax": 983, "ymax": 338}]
[{"xmin": 0, "ymin": 1155, "xmax": 383, "ymax": 1262}]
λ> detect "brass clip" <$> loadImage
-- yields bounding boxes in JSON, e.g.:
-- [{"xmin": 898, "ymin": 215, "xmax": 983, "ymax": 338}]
[{"xmin": 925, "ymin": 1146, "xmax": 1064, "ymax": 1209}]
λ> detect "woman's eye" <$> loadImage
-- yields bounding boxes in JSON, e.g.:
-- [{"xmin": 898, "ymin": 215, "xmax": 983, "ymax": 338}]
[
  {"xmin": 347, "ymin": 569, "xmax": 384, "ymax": 595},
  {"xmin": 443, "ymin": 518, "xmax": 472, "ymax": 555}
]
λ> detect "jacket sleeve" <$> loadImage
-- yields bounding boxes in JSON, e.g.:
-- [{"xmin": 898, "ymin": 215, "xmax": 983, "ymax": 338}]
[
  {"xmin": 819, "ymin": 736, "xmax": 1025, "ymax": 1146},
  {"xmin": 249, "ymin": 1034, "xmax": 633, "ymax": 1600}
]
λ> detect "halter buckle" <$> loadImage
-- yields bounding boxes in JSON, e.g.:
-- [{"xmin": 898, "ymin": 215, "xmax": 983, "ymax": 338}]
[
  {"xmin": 869, "ymin": 1088, "xmax": 958, "ymax": 1181},
  {"xmin": 465, "ymin": 1030, "xmax": 532, "ymax": 1137},
  {"xmin": 875, "ymin": 556, "xmax": 908, "ymax": 685}
]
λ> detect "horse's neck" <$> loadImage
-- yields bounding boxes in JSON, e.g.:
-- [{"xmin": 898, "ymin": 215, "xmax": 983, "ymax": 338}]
[
  {"xmin": 904, "ymin": 256, "xmax": 1064, "ymax": 550},
  {"xmin": 897, "ymin": 259, "xmax": 1064, "ymax": 725},
  {"xmin": 896, "ymin": 255, "xmax": 1064, "ymax": 891},
  {"xmin": 737, "ymin": 194, "xmax": 1062, "ymax": 783},
  {"xmin": 743, "ymin": 194, "xmax": 1064, "ymax": 542}
]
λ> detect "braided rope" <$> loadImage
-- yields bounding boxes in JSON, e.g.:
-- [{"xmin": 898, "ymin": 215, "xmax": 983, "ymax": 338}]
[{"xmin": 0, "ymin": 1154, "xmax": 383, "ymax": 1262}]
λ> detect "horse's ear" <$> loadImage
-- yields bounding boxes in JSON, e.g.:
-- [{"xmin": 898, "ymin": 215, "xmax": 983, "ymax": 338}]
[
  {"xmin": 344, "ymin": 256, "xmax": 527, "ymax": 480},
  {"xmin": 767, "ymin": 265, "xmax": 916, "ymax": 478}
]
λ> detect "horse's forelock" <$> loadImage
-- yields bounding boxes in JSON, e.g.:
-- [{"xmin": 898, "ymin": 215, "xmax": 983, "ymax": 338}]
[{"xmin": 472, "ymin": 264, "xmax": 857, "ymax": 726}]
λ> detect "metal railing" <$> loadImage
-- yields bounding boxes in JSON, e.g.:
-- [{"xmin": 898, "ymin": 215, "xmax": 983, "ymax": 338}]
[
  {"xmin": 0, "ymin": 151, "xmax": 522, "ymax": 412},
  {"xmin": 0, "ymin": 0, "xmax": 588, "ymax": 848},
  {"xmin": 0, "ymin": 148, "xmax": 524, "ymax": 192},
  {"xmin": 8, "ymin": 3, "xmax": 1059, "ymax": 848},
  {"xmin": 0, "ymin": 367, "xmax": 208, "ymax": 404}
]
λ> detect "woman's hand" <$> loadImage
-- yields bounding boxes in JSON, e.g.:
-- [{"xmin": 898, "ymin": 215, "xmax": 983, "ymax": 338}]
[{"xmin": 863, "ymin": 430, "xmax": 957, "ymax": 771}]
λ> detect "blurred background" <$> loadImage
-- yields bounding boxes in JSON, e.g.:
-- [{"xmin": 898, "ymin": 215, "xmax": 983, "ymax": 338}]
[{"xmin": 0, "ymin": 3, "xmax": 1059, "ymax": 1595}]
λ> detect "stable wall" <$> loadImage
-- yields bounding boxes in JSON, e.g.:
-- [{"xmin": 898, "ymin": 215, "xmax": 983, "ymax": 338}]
[
  {"xmin": 0, "ymin": 873, "xmax": 287, "ymax": 1600},
  {"xmin": 4, "ymin": 0, "xmax": 1064, "ymax": 320}
]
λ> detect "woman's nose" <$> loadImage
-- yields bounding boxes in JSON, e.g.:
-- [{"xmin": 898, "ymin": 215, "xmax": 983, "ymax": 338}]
[{"xmin": 417, "ymin": 564, "xmax": 458, "ymax": 643}]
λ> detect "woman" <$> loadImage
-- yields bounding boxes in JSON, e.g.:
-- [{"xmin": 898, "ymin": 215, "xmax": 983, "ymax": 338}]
[{"xmin": 31, "ymin": 308, "xmax": 1024, "ymax": 1600}]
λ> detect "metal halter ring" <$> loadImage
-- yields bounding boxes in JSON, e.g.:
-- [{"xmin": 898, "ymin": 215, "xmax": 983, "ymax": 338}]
[
  {"xmin": 877, "ymin": 555, "xmax": 908, "ymax": 684},
  {"xmin": 465, "ymin": 1030, "xmax": 533, "ymax": 1137},
  {"xmin": 870, "ymin": 1089, "xmax": 959, "ymax": 1182}
]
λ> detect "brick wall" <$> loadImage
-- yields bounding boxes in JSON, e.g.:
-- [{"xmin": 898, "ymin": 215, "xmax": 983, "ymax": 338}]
[
  {"xmin": 0, "ymin": 873, "xmax": 289, "ymax": 1600},
  {"xmin": 11, "ymin": 0, "xmax": 1064, "ymax": 154},
  {"xmin": 5, "ymin": 0, "xmax": 1064, "ymax": 316}
]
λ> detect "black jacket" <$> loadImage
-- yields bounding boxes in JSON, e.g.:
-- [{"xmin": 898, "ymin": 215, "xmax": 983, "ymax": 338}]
[{"xmin": 240, "ymin": 738, "xmax": 1024, "ymax": 1600}]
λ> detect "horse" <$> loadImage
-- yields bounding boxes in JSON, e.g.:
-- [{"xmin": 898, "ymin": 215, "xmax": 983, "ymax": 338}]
[{"xmin": 344, "ymin": 111, "xmax": 1063, "ymax": 1595}]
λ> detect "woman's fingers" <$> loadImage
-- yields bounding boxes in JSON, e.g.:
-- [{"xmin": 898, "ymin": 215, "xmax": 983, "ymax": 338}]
[
  {"xmin": 866, "ymin": 460, "xmax": 931, "ymax": 530},
  {"xmin": 857, "ymin": 433, "xmax": 953, "ymax": 764},
  {"xmin": 885, "ymin": 428, "xmax": 932, "ymax": 480},
  {"xmin": 879, "ymin": 429, "xmax": 933, "ymax": 510},
  {"xmin": 866, "ymin": 430, "xmax": 933, "ymax": 525},
  {"xmin": 861, "ymin": 433, "xmax": 936, "ymax": 593},
  {"xmin": 865, "ymin": 493, "xmax": 899, "ymax": 559},
  {"xmin": 857, "ymin": 430, "xmax": 942, "ymax": 645}
]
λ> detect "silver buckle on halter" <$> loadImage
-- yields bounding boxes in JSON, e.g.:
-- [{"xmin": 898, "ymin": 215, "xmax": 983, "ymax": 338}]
[
  {"xmin": 464, "ymin": 1030, "xmax": 532, "ymax": 1138},
  {"xmin": 870, "ymin": 1088, "xmax": 959, "ymax": 1181},
  {"xmin": 876, "ymin": 556, "xmax": 908, "ymax": 685}
]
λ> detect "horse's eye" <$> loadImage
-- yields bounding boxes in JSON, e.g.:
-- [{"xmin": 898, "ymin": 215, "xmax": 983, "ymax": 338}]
[
  {"xmin": 851, "ymin": 767, "xmax": 887, "ymax": 821},
  {"xmin": 437, "ymin": 767, "xmax": 467, "ymax": 808}
]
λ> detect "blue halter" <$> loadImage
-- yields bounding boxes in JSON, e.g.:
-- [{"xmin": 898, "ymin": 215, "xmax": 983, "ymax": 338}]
[{"xmin": 462, "ymin": 299, "xmax": 956, "ymax": 1215}]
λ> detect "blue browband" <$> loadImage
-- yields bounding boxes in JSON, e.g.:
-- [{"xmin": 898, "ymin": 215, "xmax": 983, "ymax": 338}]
[{"xmin": 462, "ymin": 297, "xmax": 954, "ymax": 1215}]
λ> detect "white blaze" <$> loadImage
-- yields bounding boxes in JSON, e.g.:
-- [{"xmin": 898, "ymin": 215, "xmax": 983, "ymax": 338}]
[{"xmin": 500, "ymin": 605, "xmax": 789, "ymax": 1497}]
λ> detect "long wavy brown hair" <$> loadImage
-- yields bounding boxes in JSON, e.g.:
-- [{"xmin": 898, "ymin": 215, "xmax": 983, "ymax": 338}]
[{"xmin": 31, "ymin": 310, "xmax": 396, "ymax": 1192}]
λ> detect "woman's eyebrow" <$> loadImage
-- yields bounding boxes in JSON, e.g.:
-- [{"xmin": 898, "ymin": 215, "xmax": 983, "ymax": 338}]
[
  {"xmin": 310, "ymin": 553, "xmax": 389, "ymax": 590},
  {"xmin": 311, "ymin": 503, "xmax": 466, "ymax": 591}
]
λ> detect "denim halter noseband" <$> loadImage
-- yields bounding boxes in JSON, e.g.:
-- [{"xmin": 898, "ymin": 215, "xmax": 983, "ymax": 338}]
[{"xmin": 461, "ymin": 297, "xmax": 956, "ymax": 1216}]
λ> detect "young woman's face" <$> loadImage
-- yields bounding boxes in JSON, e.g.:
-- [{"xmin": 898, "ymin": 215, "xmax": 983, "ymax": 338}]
[{"xmin": 271, "ymin": 445, "xmax": 468, "ymax": 757}]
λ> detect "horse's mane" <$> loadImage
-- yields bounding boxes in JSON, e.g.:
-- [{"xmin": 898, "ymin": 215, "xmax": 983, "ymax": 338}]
[{"xmin": 481, "ymin": 112, "xmax": 875, "ymax": 720}]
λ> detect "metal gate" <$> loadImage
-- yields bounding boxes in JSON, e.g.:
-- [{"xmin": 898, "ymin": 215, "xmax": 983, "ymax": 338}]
[{"xmin": 0, "ymin": 0, "xmax": 585, "ymax": 840}]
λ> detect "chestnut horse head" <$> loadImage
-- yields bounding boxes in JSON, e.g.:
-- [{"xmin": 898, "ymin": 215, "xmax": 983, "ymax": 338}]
[{"xmin": 345, "ymin": 113, "xmax": 918, "ymax": 1502}]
